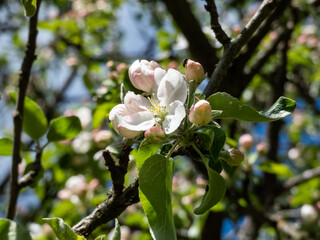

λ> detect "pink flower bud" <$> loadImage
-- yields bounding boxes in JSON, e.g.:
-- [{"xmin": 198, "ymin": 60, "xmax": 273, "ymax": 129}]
[
  {"xmin": 185, "ymin": 59, "xmax": 206, "ymax": 83},
  {"xmin": 128, "ymin": 60, "xmax": 161, "ymax": 93},
  {"xmin": 144, "ymin": 126, "xmax": 166, "ymax": 143},
  {"xmin": 189, "ymin": 100, "xmax": 212, "ymax": 126},
  {"xmin": 226, "ymin": 148, "xmax": 244, "ymax": 166},
  {"xmin": 239, "ymin": 134, "xmax": 254, "ymax": 150}
]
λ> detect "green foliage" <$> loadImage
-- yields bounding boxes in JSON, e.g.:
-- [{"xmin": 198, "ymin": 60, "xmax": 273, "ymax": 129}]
[
  {"xmin": 131, "ymin": 143, "xmax": 160, "ymax": 171},
  {"xmin": 110, "ymin": 219, "xmax": 121, "ymax": 240},
  {"xmin": 47, "ymin": 116, "xmax": 82, "ymax": 142},
  {"xmin": 139, "ymin": 154, "xmax": 176, "ymax": 240},
  {"xmin": 10, "ymin": 92, "xmax": 48, "ymax": 140},
  {"xmin": 0, "ymin": 138, "xmax": 13, "ymax": 156},
  {"xmin": 93, "ymin": 102, "xmax": 116, "ymax": 129},
  {"xmin": 207, "ymin": 92, "xmax": 296, "ymax": 121},
  {"xmin": 21, "ymin": 0, "xmax": 37, "ymax": 17},
  {"xmin": 42, "ymin": 217, "xmax": 85, "ymax": 240},
  {"xmin": 0, "ymin": 218, "xmax": 32, "ymax": 240},
  {"xmin": 193, "ymin": 155, "xmax": 226, "ymax": 215},
  {"xmin": 259, "ymin": 162, "xmax": 294, "ymax": 178}
]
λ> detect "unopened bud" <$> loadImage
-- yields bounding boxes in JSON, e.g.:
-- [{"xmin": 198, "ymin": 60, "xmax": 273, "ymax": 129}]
[
  {"xmin": 239, "ymin": 134, "xmax": 254, "ymax": 150},
  {"xmin": 144, "ymin": 126, "xmax": 166, "ymax": 143},
  {"xmin": 128, "ymin": 59, "xmax": 161, "ymax": 93},
  {"xmin": 185, "ymin": 59, "xmax": 206, "ymax": 84},
  {"xmin": 189, "ymin": 100, "xmax": 212, "ymax": 126},
  {"xmin": 226, "ymin": 148, "xmax": 244, "ymax": 166}
]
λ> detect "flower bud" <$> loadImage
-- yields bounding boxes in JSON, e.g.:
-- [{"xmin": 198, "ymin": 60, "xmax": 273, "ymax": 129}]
[
  {"xmin": 128, "ymin": 59, "xmax": 161, "ymax": 93},
  {"xmin": 144, "ymin": 126, "xmax": 166, "ymax": 143},
  {"xmin": 239, "ymin": 134, "xmax": 254, "ymax": 150},
  {"xmin": 226, "ymin": 148, "xmax": 244, "ymax": 166},
  {"xmin": 189, "ymin": 100, "xmax": 212, "ymax": 126},
  {"xmin": 185, "ymin": 59, "xmax": 206, "ymax": 83}
]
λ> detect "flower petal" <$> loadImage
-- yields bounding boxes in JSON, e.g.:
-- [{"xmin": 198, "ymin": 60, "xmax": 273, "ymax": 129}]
[
  {"xmin": 118, "ymin": 111, "xmax": 155, "ymax": 131},
  {"xmin": 157, "ymin": 69, "xmax": 188, "ymax": 106},
  {"xmin": 124, "ymin": 91, "xmax": 151, "ymax": 113},
  {"xmin": 162, "ymin": 100, "xmax": 186, "ymax": 134},
  {"xmin": 153, "ymin": 68, "xmax": 166, "ymax": 95}
]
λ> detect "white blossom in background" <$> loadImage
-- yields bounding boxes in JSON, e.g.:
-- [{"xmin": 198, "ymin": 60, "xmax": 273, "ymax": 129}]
[
  {"xmin": 110, "ymin": 68, "xmax": 188, "ymax": 138},
  {"xmin": 72, "ymin": 131, "xmax": 92, "ymax": 154},
  {"xmin": 301, "ymin": 204, "xmax": 318, "ymax": 222},
  {"xmin": 65, "ymin": 174, "xmax": 88, "ymax": 195},
  {"xmin": 76, "ymin": 106, "xmax": 92, "ymax": 128}
]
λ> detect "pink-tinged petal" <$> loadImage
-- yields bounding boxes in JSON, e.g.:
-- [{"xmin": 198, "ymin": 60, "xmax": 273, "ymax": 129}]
[
  {"xmin": 118, "ymin": 111, "xmax": 155, "ymax": 131},
  {"xmin": 109, "ymin": 104, "xmax": 141, "ymax": 138},
  {"xmin": 157, "ymin": 69, "xmax": 188, "ymax": 106},
  {"xmin": 124, "ymin": 91, "xmax": 151, "ymax": 113},
  {"xmin": 162, "ymin": 100, "xmax": 186, "ymax": 134}
]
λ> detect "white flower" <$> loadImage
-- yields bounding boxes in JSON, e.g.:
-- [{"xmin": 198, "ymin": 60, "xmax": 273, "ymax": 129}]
[{"xmin": 110, "ymin": 68, "xmax": 187, "ymax": 137}]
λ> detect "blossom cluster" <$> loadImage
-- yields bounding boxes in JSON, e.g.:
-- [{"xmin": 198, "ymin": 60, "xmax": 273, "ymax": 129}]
[{"xmin": 109, "ymin": 59, "xmax": 209, "ymax": 141}]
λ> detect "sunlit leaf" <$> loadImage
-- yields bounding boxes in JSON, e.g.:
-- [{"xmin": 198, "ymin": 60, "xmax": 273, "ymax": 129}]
[
  {"xmin": 21, "ymin": 0, "xmax": 37, "ymax": 17},
  {"xmin": 10, "ymin": 92, "xmax": 48, "ymax": 140},
  {"xmin": 0, "ymin": 218, "xmax": 32, "ymax": 240},
  {"xmin": 207, "ymin": 92, "xmax": 296, "ymax": 122},
  {"xmin": 0, "ymin": 138, "xmax": 13, "ymax": 156},
  {"xmin": 47, "ymin": 116, "xmax": 82, "ymax": 142},
  {"xmin": 43, "ymin": 217, "xmax": 85, "ymax": 240},
  {"xmin": 259, "ymin": 162, "xmax": 294, "ymax": 178},
  {"xmin": 131, "ymin": 143, "xmax": 160, "ymax": 171},
  {"xmin": 139, "ymin": 154, "xmax": 176, "ymax": 240},
  {"xmin": 93, "ymin": 102, "xmax": 116, "ymax": 129},
  {"xmin": 110, "ymin": 219, "xmax": 121, "ymax": 240}
]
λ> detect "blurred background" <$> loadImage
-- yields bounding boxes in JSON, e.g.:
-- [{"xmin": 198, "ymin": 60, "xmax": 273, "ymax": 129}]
[{"xmin": 0, "ymin": 0, "xmax": 320, "ymax": 239}]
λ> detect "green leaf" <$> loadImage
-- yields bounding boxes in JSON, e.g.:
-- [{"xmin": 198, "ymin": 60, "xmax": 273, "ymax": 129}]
[
  {"xmin": 47, "ymin": 116, "xmax": 82, "ymax": 142},
  {"xmin": 207, "ymin": 92, "xmax": 296, "ymax": 122},
  {"xmin": 0, "ymin": 218, "xmax": 32, "ymax": 240},
  {"xmin": 0, "ymin": 138, "xmax": 13, "ymax": 156},
  {"xmin": 110, "ymin": 219, "xmax": 121, "ymax": 240},
  {"xmin": 93, "ymin": 102, "xmax": 116, "ymax": 129},
  {"xmin": 194, "ymin": 156, "xmax": 226, "ymax": 215},
  {"xmin": 209, "ymin": 126, "xmax": 226, "ymax": 161},
  {"xmin": 131, "ymin": 143, "xmax": 161, "ymax": 171},
  {"xmin": 21, "ymin": 0, "xmax": 37, "ymax": 17},
  {"xmin": 95, "ymin": 235, "xmax": 107, "ymax": 240},
  {"xmin": 10, "ymin": 92, "xmax": 48, "ymax": 140},
  {"xmin": 42, "ymin": 217, "xmax": 86, "ymax": 240},
  {"xmin": 195, "ymin": 127, "xmax": 214, "ymax": 151},
  {"xmin": 139, "ymin": 154, "xmax": 176, "ymax": 240},
  {"xmin": 259, "ymin": 162, "xmax": 294, "ymax": 178}
]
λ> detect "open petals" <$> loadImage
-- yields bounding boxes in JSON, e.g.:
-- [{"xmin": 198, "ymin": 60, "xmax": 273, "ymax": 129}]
[
  {"xmin": 162, "ymin": 100, "xmax": 186, "ymax": 134},
  {"xmin": 157, "ymin": 69, "xmax": 188, "ymax": 106},
  {"xmin": 118, "ymin": 111, "xmax": 155, "ymax": 131},
  {"xmin": 109, "ymin": 104, "xmax": 141, "ymax": 138},
  {"xmin": 124, "ymin": 91, "xmax": 151, "ymax": 113},
  {"xmin": 153, "ymin": 68, "xmax": 166, "ymax": 95}
]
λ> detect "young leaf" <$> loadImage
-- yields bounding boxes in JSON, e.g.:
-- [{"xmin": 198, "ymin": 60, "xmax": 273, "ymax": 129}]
[
  {"xmin": 10, "ymin": 92, "xmax": 48, "ymax": 140},
  {"xmin": 95, "ymin": 235, "xmax": 107, "ymax": 240},
  {"xmin": 42, "ymin": 217, "xmax": 86, "ymax": 240},
  {"xmin": 21, "ymin": 0, "xmax": 37, "ymax": 17},
  {"xmin": 0, "ymin": 218, "xmax": 33, "ymax": 240},
  {"xmin": 131, "ymin": 143, "xmax": 160, "ymax": 171},
  {"xmin": 194, "ymin": 156, "xmax": 226, "ymax": 215},
  {"xmin": 209, "ymin": 126, "xmax": 226, "ymax": 161},
  {"xmin": 47, "ymin": 116, "xmax": 82, "ymax": 142},
  {"xmin": 0, "ymin": 138, "xmax": 13, "ymax": 156},
  {"xmin": 139, "ymin": 154, "xmax": 176, "ymax": 240},
  {"xmin": 207, "ymin": 92, "xmax": 296, "ymax": 122},
  {"xmin": 110, "ymin": 219, "xmax": 121, "ymax": 240}
]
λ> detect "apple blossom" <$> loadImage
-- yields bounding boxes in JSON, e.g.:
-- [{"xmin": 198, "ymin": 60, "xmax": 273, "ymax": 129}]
[
  {"xmin": 110, "ymin": 68, "xmax": 188, "ymax": 137},
  {"xmin": 239, "ymin": 133, "xmax": 254, "ymax": 150},
  {"xmin": 301, "ymin": 204, "xmax": 318, "ymax": 222},
  {"xmin": 185, "ymin": 59, "xmax": 206, "ymax": 84},
  {"xmin": 128, "ymin": 59, "xmax": 161, "ymax": 93},
  {"xmin": 189, "ymin": 100, "xmax": 212, "ymax": 126}
]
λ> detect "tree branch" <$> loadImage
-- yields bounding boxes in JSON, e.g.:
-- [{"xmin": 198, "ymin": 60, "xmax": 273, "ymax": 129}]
[
  {"xmin": 72, "ymin": 179, "xmax": 139, "ymax": 237},
  {"xmin": 6, "ymin": 0, "xmax": 42, "ymax": 220},
  {"xmin": 204, "ymin": 0, "xmax": 288, "ymax": 96},
  {"xmin": 204, "ymin": 0, "xmax": 231, "ymax": 46}
]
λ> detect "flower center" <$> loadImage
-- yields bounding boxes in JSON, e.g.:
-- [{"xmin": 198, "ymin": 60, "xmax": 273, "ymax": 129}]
[{"xmin": 147, "ymin": 94, "xmax": 168, "ymax": 123}]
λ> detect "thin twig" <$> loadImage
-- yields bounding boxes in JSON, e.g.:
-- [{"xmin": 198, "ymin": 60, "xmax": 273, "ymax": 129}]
[
  {"xmin": 204, "ymin": 0, "xmax": 230, "ymax": 46},
  {"xmin": 6, "ymin": 0, "xmax": 42, "ymax": 220},
  {"xmin": 204, "ymin": 0, "xmax": 287, "ymax": 96}
]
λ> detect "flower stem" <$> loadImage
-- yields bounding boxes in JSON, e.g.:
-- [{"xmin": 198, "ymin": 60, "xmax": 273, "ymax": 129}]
[
  {"xmin": 166, "ymin": 141, "xmax": 180, "ymax": 159},
  {"xmin": 190, "ymin": 141, "xmax": 206, "ymax": 162}
]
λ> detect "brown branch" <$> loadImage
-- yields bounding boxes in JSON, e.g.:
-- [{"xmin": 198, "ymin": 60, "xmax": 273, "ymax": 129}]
[
  {"xmin": 72, "ymin": 179, "xmax": 139, "ymax": 237},
  {"xmin": 204, "ymin": 0, "xmax": 288, "ymax": 96},
  {"xmin": 204, "ymin": 0, "xmax": 231, "ymax": 46},
  {"xmin": 6, "ymin": 0, "xmax": 42, "ymax": 220},
  {"xmin": 282, "ymin": 166, "xmax": 320, "ymax": 191}
]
